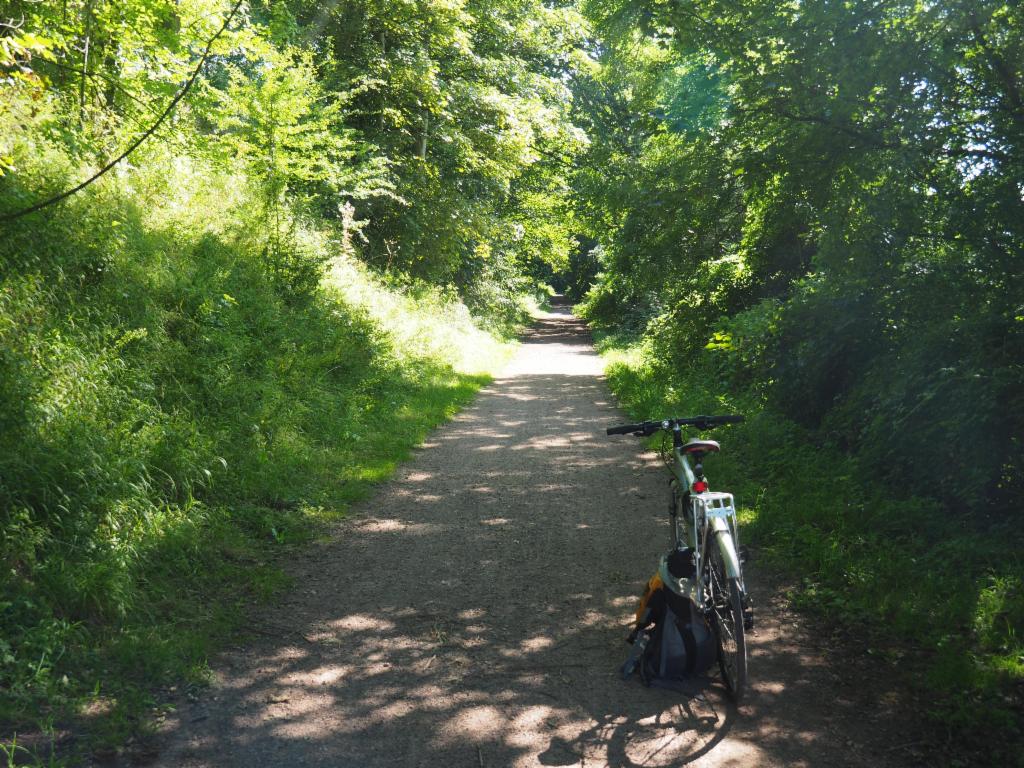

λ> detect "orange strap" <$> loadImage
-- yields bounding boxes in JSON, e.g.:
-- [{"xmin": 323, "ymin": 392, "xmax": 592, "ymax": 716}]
[{"xmin": 634, "ymin": 573, "xmax": 663, "ymax": 624}]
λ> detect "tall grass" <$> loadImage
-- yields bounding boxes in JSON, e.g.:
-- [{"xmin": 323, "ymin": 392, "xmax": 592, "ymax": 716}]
[{"xmin": 0, "ymin": 133, "xmax": 512, "ymax": 756}]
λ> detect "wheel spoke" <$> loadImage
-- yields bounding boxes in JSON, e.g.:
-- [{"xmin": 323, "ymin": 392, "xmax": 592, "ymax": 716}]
[{"xmin": 707, "ymin": 542, "xmax": 747, "ymax": 701}]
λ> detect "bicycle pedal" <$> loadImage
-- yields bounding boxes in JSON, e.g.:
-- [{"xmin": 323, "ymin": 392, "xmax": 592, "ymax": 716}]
[
  {"xmin": 742, "ymin": 594, "xmax": 754, "ymax": 630},
  {"xmin": 739, "ymin": 544, "xmax": 751, "ymax": 564}
]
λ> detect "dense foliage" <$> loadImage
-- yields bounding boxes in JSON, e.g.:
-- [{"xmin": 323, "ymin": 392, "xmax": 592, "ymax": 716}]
[
  {"xmin": 0, "ymin": 0, "xmax": 576, "ymax": 755},
  {"xmin": 574, "ymin": 0, "xmax": 1023, "ymax": 756},
  {"xmin": 2, "ymin": 0, "xmax": 1022, "ymax": 760}
]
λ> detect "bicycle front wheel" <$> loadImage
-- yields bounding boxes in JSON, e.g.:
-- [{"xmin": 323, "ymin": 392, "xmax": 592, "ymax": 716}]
[{"xmin": 708, "ymin": 544, "xmax": 747, "ymax": 701}]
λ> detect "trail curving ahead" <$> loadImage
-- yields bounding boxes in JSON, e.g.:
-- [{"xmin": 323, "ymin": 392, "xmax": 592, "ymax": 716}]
[{"xmin": 152, "ymin": 303, "xmax": 917, "ymax": 768}]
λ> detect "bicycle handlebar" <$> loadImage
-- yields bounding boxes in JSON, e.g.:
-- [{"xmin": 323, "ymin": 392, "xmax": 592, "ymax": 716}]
[{"xmin": 606, "ymin": 414, "xmax": 744, "ymax": 436}]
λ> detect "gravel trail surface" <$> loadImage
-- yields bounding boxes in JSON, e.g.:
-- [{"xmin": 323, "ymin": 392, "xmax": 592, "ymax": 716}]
[{"xmin": 151, "ymin": 304, "xmax": 919, "ymax": 768}]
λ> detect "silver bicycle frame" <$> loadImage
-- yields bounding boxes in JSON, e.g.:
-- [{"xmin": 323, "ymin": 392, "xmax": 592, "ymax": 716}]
[{"xmin": 668, "ymin": 444, "xmax": 744, "ymax": 600}]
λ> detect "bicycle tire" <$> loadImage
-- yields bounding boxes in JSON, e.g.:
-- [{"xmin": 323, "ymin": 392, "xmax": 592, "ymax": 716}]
[{"xmin": 708, "ymin": 544, "xmax": 747, "ymax": 701}]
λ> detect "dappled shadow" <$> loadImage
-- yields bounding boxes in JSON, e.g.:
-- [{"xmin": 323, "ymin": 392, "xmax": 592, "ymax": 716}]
[{"xmin": 148, "ymin": 306, "xmax": 917, "ymax": 768}]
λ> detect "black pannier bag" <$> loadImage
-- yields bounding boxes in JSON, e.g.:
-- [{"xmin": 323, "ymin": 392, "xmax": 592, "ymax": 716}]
[{"xmin": 621, "ymin": 548, "xmax": 717, "ymax": 692}]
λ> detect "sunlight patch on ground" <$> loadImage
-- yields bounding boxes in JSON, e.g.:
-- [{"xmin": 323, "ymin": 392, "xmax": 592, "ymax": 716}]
[
  {"xmin": 331, "ymin": 614, "xmax": 397, "ymax": 632},
  {"xmin": 351, "ymin": 518, "xmax": 441, "ymax": 535},
  {"xmin": 436, "ymin": 705, "xmax": 506, "ymax": 746},
  {"xmin": 520, "ymin": 634, "xmax": 555, "ymax": 652}
]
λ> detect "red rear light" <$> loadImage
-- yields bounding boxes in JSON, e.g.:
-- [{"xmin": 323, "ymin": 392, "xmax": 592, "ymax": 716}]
[{"xmin": 692, "ymin": 480, "xmax": 708, "ymax": 493}]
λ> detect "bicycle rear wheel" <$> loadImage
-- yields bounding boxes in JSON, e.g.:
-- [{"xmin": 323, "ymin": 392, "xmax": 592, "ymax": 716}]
[{"xmin": 708, "ymin": 542, "xmax": 747, "ymax": 701}]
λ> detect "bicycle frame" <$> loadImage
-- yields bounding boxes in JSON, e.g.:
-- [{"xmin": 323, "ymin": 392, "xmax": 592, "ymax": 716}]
[{"xmin": 665, "ymin": 438, "xmax": 744, "ymax": 608}]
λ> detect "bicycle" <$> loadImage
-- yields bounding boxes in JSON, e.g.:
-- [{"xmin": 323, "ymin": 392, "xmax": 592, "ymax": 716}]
[{"xmin": 607, "ymin": 414, "xmax": 753, "ymax": 701}]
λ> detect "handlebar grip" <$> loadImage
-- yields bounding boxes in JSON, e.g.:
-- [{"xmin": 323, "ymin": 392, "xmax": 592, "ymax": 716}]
[
  {"xmin": 716, "ymin": 415, "xmax": 744, "ymax": 424},
  {"xmin": 607, "ymin": 423, "xmax": 642, "ymax": 436}
]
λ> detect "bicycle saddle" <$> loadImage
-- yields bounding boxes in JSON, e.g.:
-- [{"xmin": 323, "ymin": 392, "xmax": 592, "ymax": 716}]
[{"xmin": 681, "ymin": 439, "xmax": 720, "ymax": 454}]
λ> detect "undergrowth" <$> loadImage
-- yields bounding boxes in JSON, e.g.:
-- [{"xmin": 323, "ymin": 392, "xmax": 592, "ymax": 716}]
[
  {"xmin": 592, "ymin": 328, "xmax": 1023, "ymax": 766},
  {"xmin": 0, "ymin": 140, "xmax": 513, "ymax": 762}
]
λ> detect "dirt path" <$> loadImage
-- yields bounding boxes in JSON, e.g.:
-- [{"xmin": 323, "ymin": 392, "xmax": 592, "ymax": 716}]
[{"xmin": 150, "ymin": 304, "xmax": 922, "ymax": 768}]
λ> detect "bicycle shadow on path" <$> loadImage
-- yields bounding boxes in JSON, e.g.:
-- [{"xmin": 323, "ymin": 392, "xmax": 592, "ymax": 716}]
[{"xmin": 144, "ymin": 306, "xmax": 920, "ymax": 768}]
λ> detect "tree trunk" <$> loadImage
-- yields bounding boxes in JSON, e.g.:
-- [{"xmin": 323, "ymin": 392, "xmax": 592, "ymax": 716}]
[
  {"xmin": 79, "ymin": 0, "xmax": 94, "ymax": 126},
  {"xmin": 417, "ymin": 112, "xmax": 429, "ymax": 159}
]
